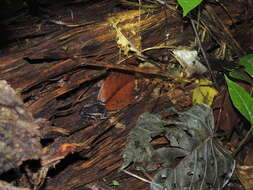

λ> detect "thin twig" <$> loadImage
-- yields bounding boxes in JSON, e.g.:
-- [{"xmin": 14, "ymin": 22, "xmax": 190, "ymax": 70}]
[
  {"xmin": 122, "ymin": 169, "xmax": 151, "ymax": 184},
  {"xmin": 49, "ymin": 20, "xmax": 94, "ymax": 27},
  {"xmin": 190, "ymin": 18, "xmax": 219, "ymax": 89},
  {"xmin": 232, "ymin": 127, "xmax": 252, "ymax": 157}
]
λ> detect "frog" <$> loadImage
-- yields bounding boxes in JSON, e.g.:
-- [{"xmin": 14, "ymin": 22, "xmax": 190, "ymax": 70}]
[{"xmin": 79, "ymin": 102, "xmax": 107, "ymax": 123}]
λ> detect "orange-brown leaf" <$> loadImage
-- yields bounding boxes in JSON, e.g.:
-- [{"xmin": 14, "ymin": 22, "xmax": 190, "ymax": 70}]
[{"xmin": 98, "ymin": 72, "xmax": 135, "ymax": 111}]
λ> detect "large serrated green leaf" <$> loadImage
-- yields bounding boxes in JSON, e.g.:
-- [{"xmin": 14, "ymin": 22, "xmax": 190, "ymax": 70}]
[
  {"xmin": 239, "ymin": 54, "xmax": 253, "ymax": 77},
  {"xmin": 177, "ymin": 0, "xmax": 203, "ymax": 16},
  {"xmin": 225, "ymin": 75, "xmax": 253, "ymax": 124}
]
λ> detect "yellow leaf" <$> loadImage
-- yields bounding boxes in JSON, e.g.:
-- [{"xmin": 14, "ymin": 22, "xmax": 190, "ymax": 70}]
[{"xmin": 192, "ymin": 79, "xmax": 218, "ymax": 106}]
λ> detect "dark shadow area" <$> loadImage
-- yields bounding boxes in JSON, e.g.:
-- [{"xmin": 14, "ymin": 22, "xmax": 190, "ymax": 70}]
[{"xmin": 47, "ymin": 153, "xmax": 87, "ymax": 178}]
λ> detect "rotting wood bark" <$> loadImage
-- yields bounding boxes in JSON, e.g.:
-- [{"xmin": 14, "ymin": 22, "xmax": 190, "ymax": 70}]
[{"xmin": 0, "ymin": 0, "xmax": 251, "ymax": 190}]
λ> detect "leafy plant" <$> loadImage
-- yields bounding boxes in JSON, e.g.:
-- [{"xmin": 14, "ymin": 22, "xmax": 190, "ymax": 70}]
[
  {"xmin": 225, "ymin": 54, "xmax": 253, "ymax": 127},
  {"xmin": 225, "ymin": 76, "xmax": 253, "ymax": 124},
  {"xmin": 229, "ymin": 54, "xmax": 253, "ymax": 83},
  {"xmin": 176, "ymin": 0, "xmax": 253, "ymax": 128}
]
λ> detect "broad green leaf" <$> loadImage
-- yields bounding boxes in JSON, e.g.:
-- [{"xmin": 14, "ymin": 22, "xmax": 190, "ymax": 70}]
[
  {"xmin": 239, "ymin": 54, "xmax": 253, "ymax": 77},
  {"xmin": 225, "ymin": 75, "xmax": 253, "ymax": 124},
  {"xmin": 177, "ymin": 0, "xmax": 204, "ymax": 16},
  {"xmin": 229, "ymin": 71, "xmax": 250, "ymax": 83}
]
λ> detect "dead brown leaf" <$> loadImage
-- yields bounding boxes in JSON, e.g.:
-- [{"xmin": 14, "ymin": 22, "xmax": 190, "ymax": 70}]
[{"xmin": 236, "ymin": 164, "xmax": 253, "ymax": 190}]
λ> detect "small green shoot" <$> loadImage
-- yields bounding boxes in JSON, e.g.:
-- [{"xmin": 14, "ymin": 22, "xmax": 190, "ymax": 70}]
[{"xmin": 112, "ymin": 180, "xmax": 120, "ymax": 186}]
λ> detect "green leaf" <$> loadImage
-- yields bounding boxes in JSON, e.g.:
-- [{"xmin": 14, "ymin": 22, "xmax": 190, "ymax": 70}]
[
  {"xmin": 225, "ymin": 75, "xmax": 253, "ymax": 124},
  {"xmin": 239, "ymin": 54, "xmax": 253, "ymax": 77},
  {"xmin": 229, "ymin": 71, "xmax": 250, "ymax": 83},
  {"xmin": 177, "ymin": 0, "xmax": 204, "ymax": 16}
]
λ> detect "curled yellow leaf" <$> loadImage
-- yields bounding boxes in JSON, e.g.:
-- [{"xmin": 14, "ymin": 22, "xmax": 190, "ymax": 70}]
[{"xmin": 192, "ymin": 79, "xmax": 218, "ymax": 106}]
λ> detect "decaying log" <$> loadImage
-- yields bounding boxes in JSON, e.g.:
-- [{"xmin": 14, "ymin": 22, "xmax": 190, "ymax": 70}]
[
  {"xmin": 45, "ymin": 95, "xmax": 172, "ymax": 190},
  {"xmin": 0, "ymin": 0, "xmax": 189, "ymax": 121},
  {"xmin": 0, "ymin": 0, "xmax": 252, "ymax": 189}
]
